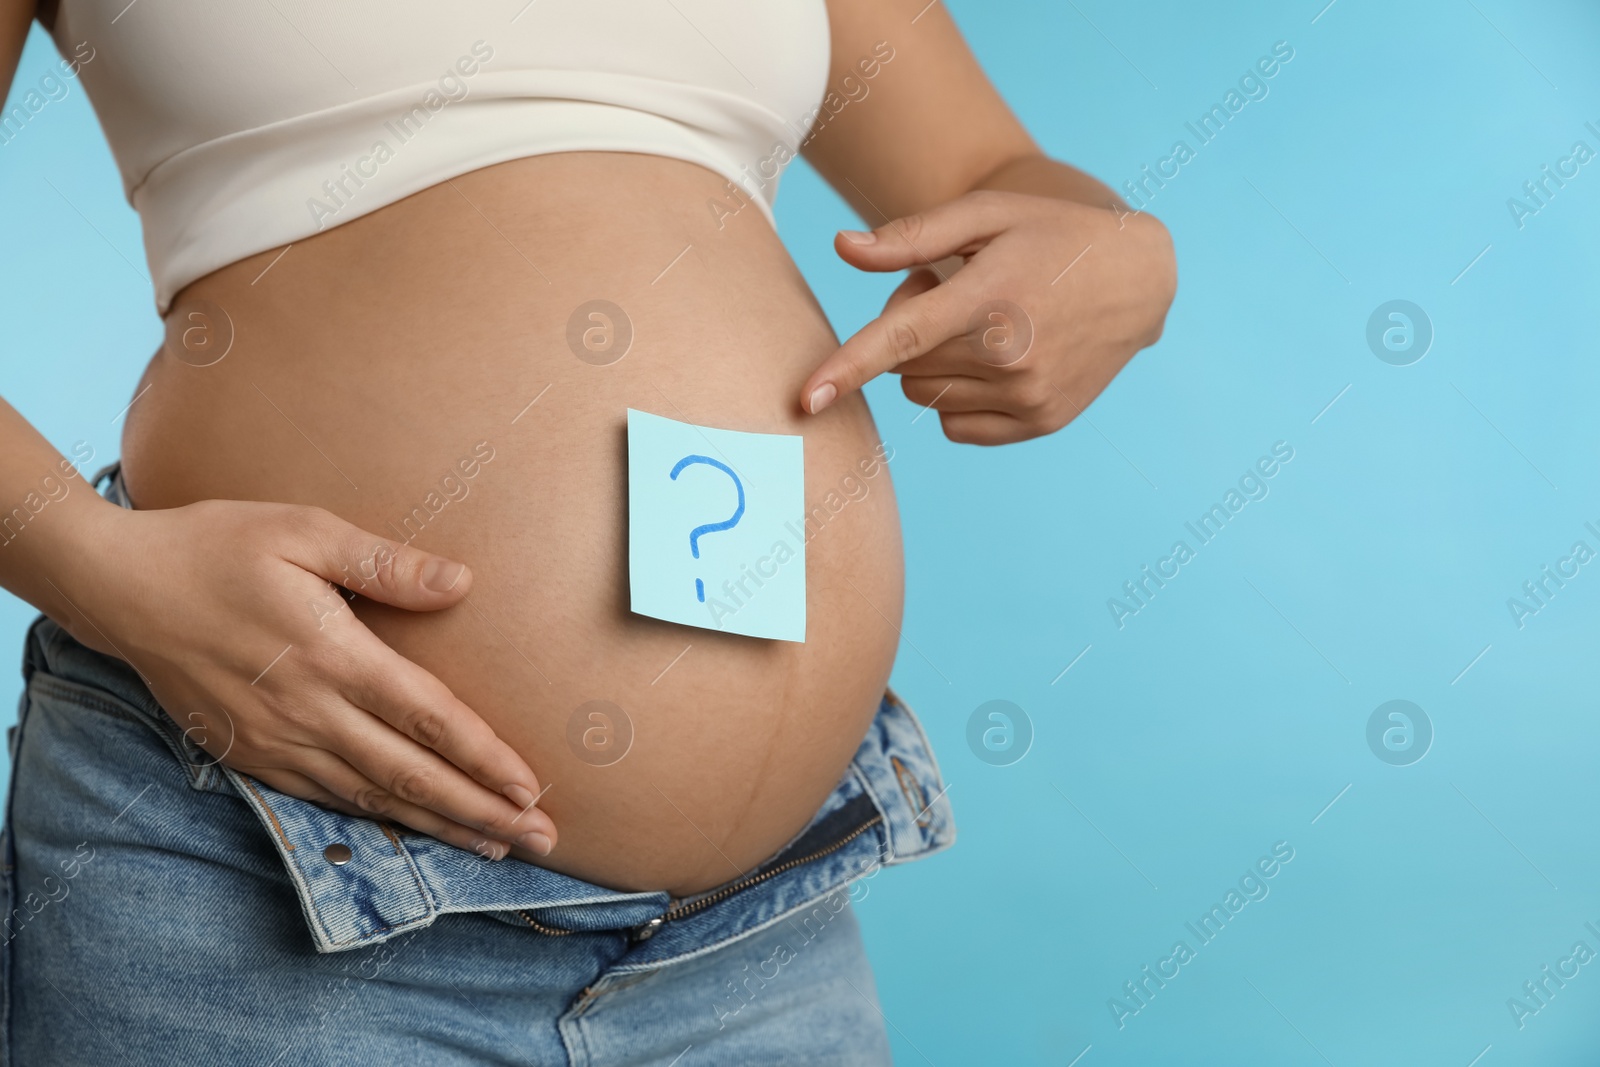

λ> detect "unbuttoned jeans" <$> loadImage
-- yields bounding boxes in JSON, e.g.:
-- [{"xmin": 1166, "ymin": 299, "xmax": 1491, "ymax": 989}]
[{"xmin": 0, "ymin": 469, "xmax": 955, "ymax": 1066}]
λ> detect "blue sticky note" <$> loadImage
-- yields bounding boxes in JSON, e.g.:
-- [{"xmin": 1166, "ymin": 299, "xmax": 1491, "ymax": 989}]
[{"xmin": 627, "ymin": 408, "xmax": 806, "ymax": 642}]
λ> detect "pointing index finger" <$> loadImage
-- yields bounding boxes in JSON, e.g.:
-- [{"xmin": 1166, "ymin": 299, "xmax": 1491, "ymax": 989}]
[{"xmin": 803, "ymin": 284, "xmax": 969, "ymax": 414}]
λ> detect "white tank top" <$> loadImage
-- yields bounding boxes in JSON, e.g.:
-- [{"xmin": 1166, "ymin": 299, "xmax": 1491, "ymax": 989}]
[{"xmin": 47, "ymin": 1, "xmax": 832, "ymax": 313}]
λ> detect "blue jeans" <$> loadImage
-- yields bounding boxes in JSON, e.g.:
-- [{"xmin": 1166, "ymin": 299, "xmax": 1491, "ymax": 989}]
[{"xmin": 0, "ymin": 465, "xmax": 954, "ymax": 1065}]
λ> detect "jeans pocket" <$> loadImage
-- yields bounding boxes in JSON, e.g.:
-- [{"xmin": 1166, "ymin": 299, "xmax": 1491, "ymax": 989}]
[
  {"xmin": 25, "ymin": 616, "xmax": 233, "ymax": 795},
  {"xmin": 24, "ymin": 671, "xmax": 231, "ymax": 795}
]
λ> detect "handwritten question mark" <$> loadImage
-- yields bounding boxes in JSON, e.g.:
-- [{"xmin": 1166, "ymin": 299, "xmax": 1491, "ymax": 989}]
[{"xmin": 669, "ymin": 454, "xmax": 745, "ymax": 602}]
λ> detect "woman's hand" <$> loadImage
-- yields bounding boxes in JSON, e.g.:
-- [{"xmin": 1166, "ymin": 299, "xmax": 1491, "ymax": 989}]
[
  {"xmin": 800, "ymin": 189, "xmax": 1177, "ymax": 445},
  {"xmin": 64, "ymin": 499, "xmax": 556, "ymax": 860}
]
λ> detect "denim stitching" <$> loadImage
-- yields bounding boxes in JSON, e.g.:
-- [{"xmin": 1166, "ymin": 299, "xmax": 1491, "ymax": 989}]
[
  {"xmin": 888, "ymin": 687, "xmax": 953, "ymax": 823},
  {"xmin": 847, "ymin": 759, "xmax": 901, "ymax": 863},
  {"xmin": 359, "ymin": 829, "xmax": 436, "ymax": 944},
  {"xmin": 238, "ymin": 777, "xmax": 296, "ymax": 853},
  {"xmin": 237, "ymin": 775, "xmax": 440, "ymax": 950},
  {"xmin": 377, "ymin": 823, "xmax": 404, "ymax": 855},
  {"xmin": 25, "ymin": 675, "xmax": 212, "ymax": 792},
  {"xmin": 223, "ymin": 767, "xmax": 343, "ymax": 947},
  {"xmin": 26, "ymin": 676, "xmax": 143, "ymax": 727},
  {"xmin": 878, "ymin": 690, "xmax": 955, "ymax": 848},
  {"xmin": 889, "ymin": 755, "xmax": 933, "ymax": 829}
]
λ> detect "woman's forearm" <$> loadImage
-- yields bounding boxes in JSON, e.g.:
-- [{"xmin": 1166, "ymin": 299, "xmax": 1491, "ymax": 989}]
[
  {"xmin": 0, "ymin": 397, "xmax": 123, "ymax": 627},
  {"xmin": 966, "ymin": 152, "xmax": 1130, "ymax": 213}
]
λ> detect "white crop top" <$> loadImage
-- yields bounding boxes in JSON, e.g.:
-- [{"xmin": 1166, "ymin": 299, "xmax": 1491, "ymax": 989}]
[{"xmin": 47, "ymin": 1, "xmax": 832, "ymax": 314}]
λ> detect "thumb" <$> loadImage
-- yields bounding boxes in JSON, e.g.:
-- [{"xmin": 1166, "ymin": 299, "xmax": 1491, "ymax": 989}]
[
  {"xmin": 833, "ymin": 190, "xmax": 1016, "ymax": 274},
  {"xmin": 287, "ymin": 507, "xmax": 474, "ymax": 611}
]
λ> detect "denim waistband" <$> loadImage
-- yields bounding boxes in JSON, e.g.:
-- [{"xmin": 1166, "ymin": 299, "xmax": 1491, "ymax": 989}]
[{"xmin": 28, "ymin": 463, "xmax": 956, "ymax": 964}]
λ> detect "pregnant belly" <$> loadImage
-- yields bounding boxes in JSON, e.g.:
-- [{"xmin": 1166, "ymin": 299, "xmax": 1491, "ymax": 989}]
[{"xmin": 120, "ymin": 152, "xmax": 905, "ymax": 896}]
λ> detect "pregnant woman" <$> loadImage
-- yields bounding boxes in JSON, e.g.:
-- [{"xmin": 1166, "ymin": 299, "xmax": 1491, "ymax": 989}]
[{"xmin": 0, "ymin": 0, "xmax": 1174, "ymax": 1062}]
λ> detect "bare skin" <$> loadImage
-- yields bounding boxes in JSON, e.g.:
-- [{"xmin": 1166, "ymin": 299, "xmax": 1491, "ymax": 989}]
[
  {"xmin": 1, "ymin": 0, "xmax": 1175, "ymax": 896},
  {"xmin": 122, "ymin": 150, "xmax": 906, "ymax": 895}
]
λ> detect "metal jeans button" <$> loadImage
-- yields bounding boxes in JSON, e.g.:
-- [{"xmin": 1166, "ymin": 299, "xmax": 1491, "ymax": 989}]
[{"xmin": 323, "ymin": 843, "xmax": 353, "ymax": 866}]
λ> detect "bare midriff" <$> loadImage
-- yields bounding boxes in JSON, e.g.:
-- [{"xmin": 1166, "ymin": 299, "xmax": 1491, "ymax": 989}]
[{"xmin": 119, "ymin": 152, "xmax": 905, "ymax": 897}]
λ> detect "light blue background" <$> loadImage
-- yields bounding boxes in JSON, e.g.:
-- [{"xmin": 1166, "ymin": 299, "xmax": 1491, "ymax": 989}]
[{"xmin": 4, "ymin": 1, "xmax": 1600, "ymax": 1063}]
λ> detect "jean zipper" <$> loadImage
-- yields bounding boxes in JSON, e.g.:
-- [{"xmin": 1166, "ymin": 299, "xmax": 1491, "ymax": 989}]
[{"xmin": 513, "ymin": 812, "xmax": 883, "ymax": 940}]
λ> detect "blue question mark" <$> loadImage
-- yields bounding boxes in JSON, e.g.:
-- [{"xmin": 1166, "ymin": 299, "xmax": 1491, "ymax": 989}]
[{"xmin": 669, "ymin": 455, "xmax": 745, "ymax": 602}]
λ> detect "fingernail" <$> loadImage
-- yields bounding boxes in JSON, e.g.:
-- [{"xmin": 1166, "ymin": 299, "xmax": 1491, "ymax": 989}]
[
  {"xmin": 504, "ymin": 783, "xmax": 536, "ymax": 812},
  {"xmin": 519, "ymin": 831, "xmax": 553, "ymax": 856},
  {"xmin": 839, "ymin": 229, "xmax": 877, "ymax": 245},
  {"xmin": 422, "ymin": 558, "xmax": 465, "ymax": 592},
  {"xmin": 809, "ymin": 383, "xmax": 837, "ymax": 414},
  {"xmin": 473, "ymin": 837, "xmax": 507, "ymax": 861}
]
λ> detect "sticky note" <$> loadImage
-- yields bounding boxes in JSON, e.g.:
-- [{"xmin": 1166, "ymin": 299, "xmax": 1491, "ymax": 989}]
[{"xmin": 627, "ymin": 408, "xmax": 806, "ymax": 642}]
